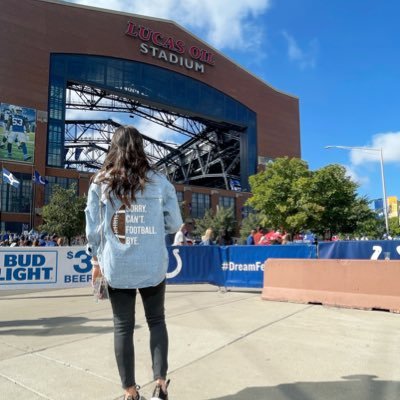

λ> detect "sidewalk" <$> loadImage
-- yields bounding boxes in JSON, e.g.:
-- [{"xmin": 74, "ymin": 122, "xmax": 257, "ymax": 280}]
[{"xmin": 0, "ymin": 284, "xmax": 399, "ymax": 400}]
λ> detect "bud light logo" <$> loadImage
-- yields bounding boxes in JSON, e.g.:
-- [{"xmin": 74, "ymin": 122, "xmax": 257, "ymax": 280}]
[{"xmin": 0, "ymin": 251, "xmax": 57, "ymax": 284}]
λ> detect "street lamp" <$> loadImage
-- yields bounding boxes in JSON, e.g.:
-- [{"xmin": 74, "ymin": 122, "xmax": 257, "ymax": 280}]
[{"xmin": 325, "ymin": 145, "xmax": 390, "ymax": 237}]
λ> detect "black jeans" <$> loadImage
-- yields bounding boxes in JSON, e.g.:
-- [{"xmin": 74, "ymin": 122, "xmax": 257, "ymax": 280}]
[{"xmin": 108, "ymin": 279, "xmax": 168, "ymax": 389}]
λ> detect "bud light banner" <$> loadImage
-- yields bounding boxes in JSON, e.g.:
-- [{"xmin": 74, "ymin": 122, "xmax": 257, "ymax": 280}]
[
  {"xmin": 318, "ymin": 241, "xmax": 400, "ymax": 260},
  {"xmin": 0, "ymin": 250, "xmax": 57, "ymax": 285},
  {"xmin": 0, "ymin": 247, "xmax": 92, "ymax": 290}
]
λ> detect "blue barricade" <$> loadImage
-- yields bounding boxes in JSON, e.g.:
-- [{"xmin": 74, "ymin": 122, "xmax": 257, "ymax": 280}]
[
  {"xmin": 167, "ymin": 244, "xmax": 317, "ymax": 288},
  {"xmin": 318, "ymin": 240, "xmax": 400, "ymax": 260},
  {"xmin": 224, "ymin": 245, "xmax": 317, "ymax": 288},
  {"xmin": 166, "ymin": 245, "xmax": 223, "ymax": 285}
]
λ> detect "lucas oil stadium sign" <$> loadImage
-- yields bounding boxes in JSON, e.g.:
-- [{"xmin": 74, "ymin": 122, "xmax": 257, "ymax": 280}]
[{"xmin": 125, "ymin": 21, "xmax": 215, "ymax": 74}]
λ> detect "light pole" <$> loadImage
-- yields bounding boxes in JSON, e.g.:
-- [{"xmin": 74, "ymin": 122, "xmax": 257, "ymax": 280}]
[{"xmin": 325, "ymin": 145, "xmax": 390, "ymax": 237}]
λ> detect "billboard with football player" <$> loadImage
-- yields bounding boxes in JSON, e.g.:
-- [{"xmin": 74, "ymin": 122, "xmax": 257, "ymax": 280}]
[{"xmin": 0, "ymin": 102, "xmax": 36, "ymax": 163}]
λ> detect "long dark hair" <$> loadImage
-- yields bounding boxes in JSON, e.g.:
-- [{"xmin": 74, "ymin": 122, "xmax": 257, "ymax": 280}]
[{"xmin": 94, "ymin": 125, "xmax": 153, "ymax": 206}]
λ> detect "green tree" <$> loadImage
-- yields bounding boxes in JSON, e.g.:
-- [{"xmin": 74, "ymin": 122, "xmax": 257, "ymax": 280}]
[
  {"xmin": 193, "ymin": 206, "xmax": 236, "ymax": 241},
  {"xmin": 246, "ymin": 157, "xmax": 315, "ymax": 236},
  {"xmin": 306, "ymin": 164, "xmax": 359, "ymax": 239},
  {"xmin": 246, "ymin": 158, "xmax": 383, "ymax": 239},
  {"xmin": 346, "ymin": 197, "xmax": 383, "ymax": 239},
  {"xmin": 388, "ymin": 216, "xmax": 400, "ymax": 238},
  {"xmin": 39, "ymin": 184, "xmax": 86, "ymax": 244},
  {"xmin": 239, "ymin": 211, "xmax": 265, "ymax": 243}
]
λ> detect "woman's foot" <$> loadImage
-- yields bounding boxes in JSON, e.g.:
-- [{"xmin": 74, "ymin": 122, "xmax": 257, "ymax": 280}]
[
  {"xmin": 124, "ymin": 384, "xmax": 141, "ymax": 400},
  {"xmin": 125, "ymin": 396, "xmax": 140, "ymax": 400},
  {"xmin": 151, "ymin": 379, "xmax": 170, "ymax": 400}
]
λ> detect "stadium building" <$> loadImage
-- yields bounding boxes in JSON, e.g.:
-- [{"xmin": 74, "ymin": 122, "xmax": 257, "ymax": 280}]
[{"xmin": 0, "ymin": 0, "xmax": 300, "ymax": 233}]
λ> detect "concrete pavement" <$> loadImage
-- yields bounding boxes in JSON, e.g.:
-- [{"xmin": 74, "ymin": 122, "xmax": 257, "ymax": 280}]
[{"xmin": 0, "ymin": 284, "xmax": 399, "ymax": 399}]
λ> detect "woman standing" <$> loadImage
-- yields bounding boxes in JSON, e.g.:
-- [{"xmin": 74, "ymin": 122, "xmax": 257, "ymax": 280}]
[
  {"xmin": 85, "ymin": 126, "xmax": 182, "ymax": 400},
  {"xmin": 200, "ymin": 228, "xmax": 214, "ymax": 245}
]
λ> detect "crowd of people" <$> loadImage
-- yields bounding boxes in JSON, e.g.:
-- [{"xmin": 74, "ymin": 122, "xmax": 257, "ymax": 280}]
[
  {"xmin": 2, "ymin": 224, "xmax": 315, "ymax": 250},
  {"xmin": 172, "ymin": 225, "xmax": 237, "ymax": 246},
  {"xmin": 1, "ymin": 227, "xmax": 305, "ymax": 248},
  {"xmin": 0, "ymin": 232, "xmax": 86, "ymax": 247},
  {"xmin": 172, "ymin": 225, "xmax": 294, "ymax": 246},
  {"xmin": 247, "ymin": 227, "xmax": 292, "ymax": 245}
]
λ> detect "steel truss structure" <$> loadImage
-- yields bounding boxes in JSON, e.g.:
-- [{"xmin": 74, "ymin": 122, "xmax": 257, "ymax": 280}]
[{"xmin": 65, "ymin": 83, "xmax": 243, "ymax": 189}]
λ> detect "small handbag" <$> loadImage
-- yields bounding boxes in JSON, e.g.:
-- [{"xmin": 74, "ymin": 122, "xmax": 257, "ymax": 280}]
[{"xmin": 93, "ymin": 275, "xmax": 109, "ymax": 302}]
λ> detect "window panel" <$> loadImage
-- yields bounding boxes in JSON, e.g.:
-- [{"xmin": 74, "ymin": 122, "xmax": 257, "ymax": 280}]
[
  {"xmin": 191, "ymin": 192, "xmax": 210, "ymax": 218},
  {"xmin": 219, "ymin": 196, "xmax": 235, "ymax": 209},
  {"xmin": 0, "ymin": 173, "xmax": 32, "ymax": 213}
]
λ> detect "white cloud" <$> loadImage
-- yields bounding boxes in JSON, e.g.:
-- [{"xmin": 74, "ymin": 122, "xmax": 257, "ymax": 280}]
[
  {"xmin": 282, "ymin": 30, "xmax": 318, "ymax": 69},
  {"xmin": 65, "ymin": 109, "xmax": 182, "ymax": 144},
  {"xmin": 133, "ymin": 118, "xmax": 183, "ymax": 144},
  {"xmin": 66, "ymin": 0, "xmax": 271, "ymax": 51},
  {"xmin": 65, "ymin": 109, "xmax": 123, "ymax": 122},
  {"xmin": 350, "ymin": 131, "xmax": 400, "ymax": 165},
  {"xmin": 343, "ymin": 164, "xmax": 370, "ymax": 187},
  {"xmin": 330, "ymin": 132, "xmax": 400, "ymax": 199}
]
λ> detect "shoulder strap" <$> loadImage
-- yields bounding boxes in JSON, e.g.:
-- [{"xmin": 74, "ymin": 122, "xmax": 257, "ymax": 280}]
[{"xmin": 96, "ymin": 184, "xmax": 105, "ymax": 273}]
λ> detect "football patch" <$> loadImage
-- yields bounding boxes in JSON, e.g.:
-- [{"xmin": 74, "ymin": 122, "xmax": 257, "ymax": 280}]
[{"xmin": 111, "ymin": 205, "xmax": 126, "ymax": 244}]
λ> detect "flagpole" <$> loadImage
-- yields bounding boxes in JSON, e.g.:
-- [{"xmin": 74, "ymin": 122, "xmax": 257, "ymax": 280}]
[
  {"xmin": 0, "ymin": 161, "xmax": 2, "ymax": 232},
  {"xmin": 1, "ymin": 165, "xmax": 21, "ymax": 233},
  {"xmin": 30, "ymin": 167, "xmax": 35, "ymax": 230}
]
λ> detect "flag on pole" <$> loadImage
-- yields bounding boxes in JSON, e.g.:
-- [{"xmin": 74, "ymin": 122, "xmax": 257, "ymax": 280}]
[
  {"xmin": 2, "ymin": 168, "xmax": 20, "ymax": 188},
  {"xmin": 32, "ymin": 170, "xmax": 48, "ymax": 185},
  {"xmin": 229, "ymin": 178, "xmax": 242, "ymax": 192}
]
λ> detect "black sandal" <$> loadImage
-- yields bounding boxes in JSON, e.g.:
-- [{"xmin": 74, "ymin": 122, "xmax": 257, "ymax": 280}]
[{"xmin": 151, "ymin": 379, "xmax": 170, "ymax": 400}]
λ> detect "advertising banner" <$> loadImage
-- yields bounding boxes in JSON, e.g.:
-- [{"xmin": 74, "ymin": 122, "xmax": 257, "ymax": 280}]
[
  {"xmin": 166, "ymin": 244, "xmax": 317, "ymax": 288},
  {"xmin": 223, "ymin": 245, "xmax": 317, "ymax": 288},
  {"xmin": 0, "ymin": 245, "xmax": 317, "ymax": 291},
  {"xmin": 0, "ymin": 247, "xmax": 92, "ymax": 290},
  {"xmin": 0, "ymin": 102, "xmax": 36, "ymax": 163},
  {"xmin": 166, "ymin": 245, "xmax": 223, "ymax": 285},
  {"xmin": 318, "ymin": 240, "xmax": 400, "ymax": 260}
]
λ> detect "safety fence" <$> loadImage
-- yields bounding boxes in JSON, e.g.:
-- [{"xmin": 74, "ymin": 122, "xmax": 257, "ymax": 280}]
[
  {"xmin": 318, "ymin": 240, "xmax": 400, "ymax": 260},
  {"xmin": 0, "ymin": 241, "xmax": 398, "ymax": 291}
]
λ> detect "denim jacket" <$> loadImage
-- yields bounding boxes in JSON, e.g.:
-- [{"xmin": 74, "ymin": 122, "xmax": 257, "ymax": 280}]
[{"xmin": 85, "ymin": 171, "xmax": 182, "ymax": 288}]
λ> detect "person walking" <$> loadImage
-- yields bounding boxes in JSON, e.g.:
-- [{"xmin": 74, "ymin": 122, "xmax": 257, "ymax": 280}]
[{"xmin": 85, "ymin": 125, "xmax": 182, "ymax": 400}]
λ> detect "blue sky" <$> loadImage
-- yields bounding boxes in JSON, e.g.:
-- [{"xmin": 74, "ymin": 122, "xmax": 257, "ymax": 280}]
[{"xmin": 66, "ymin": 0, "xmax": 400, "ymax": 202}]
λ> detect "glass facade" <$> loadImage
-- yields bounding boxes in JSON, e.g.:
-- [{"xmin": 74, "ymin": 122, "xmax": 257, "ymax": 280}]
[
  {"xmin": 176, "ymin": 191, "xmax": 184, "ymax": 203},
  {"xmin": 219, "ymin": 195, "xmax": 235, "ymax": 210},
  {"xmin": 191, "ymin": 192, "xmax": 210, "ymax": 218},
  {"xmin": 44, "ymin": 176, "xmax": 78, "ymax": 204},
  {"xmin": 240, "ymin": 205, "xmax": 254, "ymax": 219},
  {"xmin": 0, "ymin": 172, "xmax": 32, "ymax": 213},
  {"xmin": 48, "ymin": 54, "xmax": 257, "ymax": 190}
]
